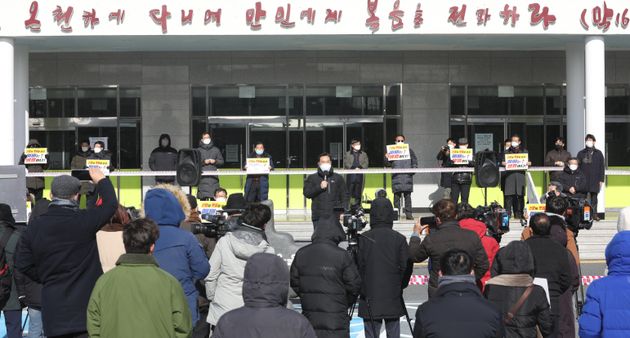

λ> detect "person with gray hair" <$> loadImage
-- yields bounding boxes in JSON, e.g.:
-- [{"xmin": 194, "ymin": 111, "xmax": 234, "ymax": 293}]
[{"xmin": 15, "ymin": 168, "xmax": 118, "ymax": 338}]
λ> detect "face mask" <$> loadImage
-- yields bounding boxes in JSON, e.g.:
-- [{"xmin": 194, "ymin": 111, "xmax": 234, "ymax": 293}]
[
  {"xmin": 94, "ymin": 147, "xmax": 102, "ymax": 154},
  {"xmin": 215, "ymin": 197, "xmax": 227, "ymax": 203},
  {"xmin": 511, "ymin": 141, "xmax": 520, "ymax": 148},
  {"xmin": 81, "ymin": 147, "xmax": 89, "ymax": 152},
  {"xmin": 396, "ymin": 140, "xmax": 405, "ymax": 144},
  {"xmin": 319, "ymin": 163, "xmax": 332, "ymax": 172},
  {"xmin": 447, "ymin": 144, "xmax": 455, "ymax": 150},
  {"xmin": 569, "ymin": 164, "xmax": 578, "ymax": 171},
  {"xmin": 202, "ymin": 138, "xmax": 211, "ymax": 145},
  {"xmin": 586, "ymin": 141, "xmax": 594, "ymax": 148},
  {"xmin": 353, "ymin": 145, "xmax": 361, "ymax": 151},
  {"xmin": 255, "ymin": 149, "xmax": 264, "ymax": 155},
  {"xmin": 161, "ymin": 140, "xmax": 169, "ymax": 147}
]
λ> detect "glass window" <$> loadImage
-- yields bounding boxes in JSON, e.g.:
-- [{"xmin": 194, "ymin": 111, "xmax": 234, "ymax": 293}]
[
  {"xmin": 545, "ymin": 87, "xmax": 564, "ymax": 116},
  {"xmin": 210, "ymin": 125, "xmax": 246, "ymax": 169},
  {"xmin": 251, "ymin": 87, "xmax": 286, "ymax": 116},
  {"xmin": 191, "ymin": 119, "xmax": 207, "ymax": 147},
  {"xmin": 606, "ymin": 122, "xmax": 630, "ymax": 165},
  {"xmin": 47, "ymin": 88, "xmax": 75, "ymax": 118},
  {"xmin": 192, "ymin": 87, "xmax": 207, "ymax": 117},
  {"xmin": 450, "ymin": 86, "xmax": 465, "ymax": 116},
  {"xmin": 77, "ymin": 88, "xmax": 117, "ymax": 117},
  {"xmin": 606, "ymin": 87, "xmax": 629, "ymax": 116},
  {"xmin": 120, "ymin": 88, "xmax": 141, "ymax": 117},
  {"xmin": 120, "ymin": 120, "xmax": 142, "ymax": 168},
  {"xmin": 467, "ymin": 86, "xmax": 507, "ymax": 115},
  {"xmin": 288, "ymin": 86, "xmax": 304, "ymax": 116},
  {"xmin": 518, "ymin": 87, "xmax": 544, "ymax": 115},
  {"xmin": 209, "ymin": 87, "xmax": 249, "ymax": 116},
  {"xmin": 386, "ymin": 85, "xmax": 401, "ymax": 116}
]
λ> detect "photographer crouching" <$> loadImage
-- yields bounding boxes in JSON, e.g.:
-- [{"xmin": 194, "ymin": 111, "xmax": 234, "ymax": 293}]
[{"xmin": 357, "ymin": 194, "xmax": 412, "ymax": 338}]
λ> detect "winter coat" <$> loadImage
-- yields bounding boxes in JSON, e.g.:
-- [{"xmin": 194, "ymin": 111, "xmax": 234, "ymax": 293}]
[
  {"xmin": 579, "ymin": 231, "xmax": 630, "ymax": 338},
  {"xmin": 196, "ymin": 141, "xmax": 225, "ymax": 199},
  {"xmin": 88, "ymin": 150, "xmax": 115, "ymax": 172},
  {"xmin": 545, "ymin": 149, "xmax": 572, "ymax": 181},
  {"xmin": 0, "ymin": 206, "xmax": 22, "ymax": 311},
  {"xmin": 524, "ymin": 236, "xmax": 572, "ymax": 315},
  {"xmin": 87, "ymin": 254, "xmax": 192, "ymax": 338},
  {"xmin": 19, "ymin": 140, "xmax": 48, "ymax": 190},
  {"xmin": 146, "ymin": 188, "xmax": 211, "ymax": 324},
  {"xmin": 389, "ymin": 148, "xmax": 418, "ymax": 193},
  {"xmin": 303, "ymin": 168, "xmax": 348, "ymax": 222},
  {"xmin": 484, "ymin": 241, "xmax": 553, "ymax": 338},
  {"xmin": 149, "ymin": 134, "xmax": 178, "ymax": 183},
  {"xmin": 458, "ymin": 218, "xmax": 499, "ymax": 289},
  {"xmin": 503, "ymin": 147, "xmax": 528, "ymax": 196},
  {"xmin": 577, "ymin": 147, "xmax": 605, "ymax": 193},
  {"xmin": 617, "ymin": 207, "xmax": 630, "ymax": 232},
  {"xmin": 409, "ymin": 220, "xmax": 489, "ymax": 296},
  {"xmin": 205, "ymin": 227, "xmax": 274, "ymax": 325},
  {"xmin": 357, "ymin": 198, "xmax": 411, "ymax": 320},
  {"xmin": 414, "ymin": 281, "xmax": 504, "ymax": 338},
  {"xmin": 14, "ymin": 179, "xmax": 118, "ymax": 336},
  {"xmin": 290, "ymin": 220, "xmax": 362, "ymax": 338},
  {"xmin": 70, "ymin": 149, "xmax": 94, "ymax": 195},
  {"xmin": 344, "ymin": 150, "xmax": 369, "ymax": 188},
  {"xmin": 521, "ymin": 220, "xmax": 580, "ymax": 268},
  {"xmin": 96, "ymin": 205, "xmax": 129, "ymax": 273},
  {"xmin": 557, "ymin": 166, "xmax": 588, "ymax": 199},
  {"xmin": 213, "ymin": 253, "xmax": 316, "ymax": 338},
  {"xmin": 436, "ymin": 148, "xmax": 453, "ymax": 188}
]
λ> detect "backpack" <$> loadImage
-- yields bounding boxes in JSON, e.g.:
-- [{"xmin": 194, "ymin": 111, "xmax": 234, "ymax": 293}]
[{"xmin": 0, "ymin": 228, "xmax": 15, "ymax": 309}]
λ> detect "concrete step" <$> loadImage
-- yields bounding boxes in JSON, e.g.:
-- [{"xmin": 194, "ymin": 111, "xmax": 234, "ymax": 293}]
[{"xmin": 273, "ymin": 219, "xmax": 617, "ymax": 260}]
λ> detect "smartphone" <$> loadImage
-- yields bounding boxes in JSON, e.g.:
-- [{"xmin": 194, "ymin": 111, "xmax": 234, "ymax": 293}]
[{"xmin": 71, "ymin": 169, "xmax": 91, "ymax": 181}]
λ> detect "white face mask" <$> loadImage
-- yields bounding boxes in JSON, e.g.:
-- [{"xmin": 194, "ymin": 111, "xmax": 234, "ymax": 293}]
[
  {"xmin": 215, "ymin": 197, "xmax": 227, "ymax": 203},
  {"xmin": 448, "ymin": 144, "xmax": 455, "ymax": 149},
  {"xmin": 319, "ymin": 163, "xmax": 332, "ymax": 172},
  {"xmin": 202, "ymin": 138, "xmax": 211, "ymax": 145},
  {"xmin": 396, "ymin": 140, "xmax": 405, "ymax": 144},
  {"xmin": 81, "ymin": 147, "xmax": 89, "ymax": 152},
  {"xmin": 586, "ymin": 141, "xmax": 594, "ymax": 148},
  {"xmin": 353, "ymin": 145, "xmax": 361, "ymax": 151},
  {"xmin": 93, "ymin": 147, "xmax": 102, "ymax": 154},
  {"xmin": 569, "ymin": 164, "xmax": 579, "ymax": 171},
  {"xmin": 511, "ymin": 141, "xmax": 520, "ymax": 148}
]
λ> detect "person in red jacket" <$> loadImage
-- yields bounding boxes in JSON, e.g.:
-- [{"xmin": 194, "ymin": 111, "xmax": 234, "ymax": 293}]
[{"xmin": 456, "ymin": 203, "xmax": 499, "ymax": 291}]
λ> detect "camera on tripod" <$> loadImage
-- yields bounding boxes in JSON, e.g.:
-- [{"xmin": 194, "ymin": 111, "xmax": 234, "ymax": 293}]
[
  {"xmin": 559, "ymin": 196, "xmax": 593, "ymax": 232},
  {"xmin": 473, "ymin": 202, "xmax": 510, "ymax": 242},
  {"xmin": 191, "ymin": 212, "xmax": 231, "ymax": 238}
]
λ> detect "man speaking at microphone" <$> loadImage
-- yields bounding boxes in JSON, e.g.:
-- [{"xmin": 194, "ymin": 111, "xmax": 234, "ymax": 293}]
[{"xmin": 304, "ymin": 153, "xmax": 349, "ymax": 228}]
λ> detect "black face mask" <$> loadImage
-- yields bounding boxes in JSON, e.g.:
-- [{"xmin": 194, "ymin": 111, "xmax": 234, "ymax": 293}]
[{"xmin": 555, "ymin": 144, "xmax": 563, "ymax": 150}]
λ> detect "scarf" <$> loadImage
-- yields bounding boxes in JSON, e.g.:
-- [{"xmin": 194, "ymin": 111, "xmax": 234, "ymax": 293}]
[
  {"xmin": 485, "ymin": 274, "xmax": 533, "ymax": 287},
  {"xmin": 438, "ymin": 274, "xmax": 476, "ymax": 288},
  {"xmin": 49, "ymin": 198, "xmax": 79, "ymax": 210}
]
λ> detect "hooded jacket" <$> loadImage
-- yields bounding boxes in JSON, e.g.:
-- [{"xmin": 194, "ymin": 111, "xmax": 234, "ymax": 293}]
[
  {"xmin": 19, "ymin": 139, "xmax": 48, "ymax": 190},
  {"xmin": 149, "ymin": 134, "xmax": 178, "ymax": 182},
  {"xmin": 196, "ymin": 141, "xmax": 225, "ymax": 199},
  {"xmin": 579, "ymin": 231, "xmax": 630, "ymax": 338},
  {"xmin": 459, "ymin": 218, "xmax": 499, "ymax": 289},
  {"xmin": 205, "ymin": 225, "xmax": 274, "ymax": 325},
  {"xmin": 0, "ymin": 204, "xmax": 22, "ymax": 311},
  {"xmin": 14, "ymin": 179, "xmax": 118, "ymax": 336},
  {"xmin": 303, "ymin": 167, "xmax": 349, "ymax": 222},
  {"xmin": 484, "ymin": 241, "xmax": 553, "ymax": 338},
  {"xmin": 145, "ymin": 188, "xmax": 210, "ymax": 324},
  {"xmin": 213, "ymin": 253, "xmax": 316, "ymax": 338},
  {"xmin": 357, "ymin": 198, "xmax": 411, "ymax": 320},
  {"xmin": 290, "ymin": 219, "xmax": 362, "ymax": 338}
]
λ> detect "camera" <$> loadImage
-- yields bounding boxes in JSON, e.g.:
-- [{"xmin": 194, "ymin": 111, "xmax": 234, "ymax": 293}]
[
  {"xmin": 565, "ymin": 198, "xmax": 594, "ymax": 232},
  {"xmin": 191, "ymin": 212, "xmax": 230, "ymax": 238},
  {"xmin": 341, "ymin": 206, "xmax": 369, "ymax": 251},
  {"xmin": 419, "ymin": 216, "xmax": 437, "ymax": 229},
  {"xmin": 474, "ymin": 202, "xmax": 510, "ymax": 243}
]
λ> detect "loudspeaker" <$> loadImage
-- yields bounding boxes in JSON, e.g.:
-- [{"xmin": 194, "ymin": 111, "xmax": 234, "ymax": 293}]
[
  {"xmin": 177, "ymin": 149, "xmax": 202, "ymax": 186},
  {"xmin": 474, "ymin": 150, "xmax": 500, "ymax": 188}
]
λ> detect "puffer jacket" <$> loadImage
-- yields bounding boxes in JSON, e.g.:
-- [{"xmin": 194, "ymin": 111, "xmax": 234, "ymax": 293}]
[
  {"xmin": 213, "ymin": 253, "xmax": 316, "ymax": 338},
  {"xmin": 205, "ymin": 226, "xmax": 274, "ymax": 326},
  {"xmin": 357, "ymin": 198, "xmax": 411, "ymax": 320},
  {"xmin": 290, "ymin": 219, "xmax": 362, "ymax": 338},
  {"xmin": 579, "ymin": 231, "xmax": 630, "ymax": 338},
  {"xmin": 149, "ymin": 134, "xmax": 178, "ymax": 182},
  {"xmin": 145, "ymin": 188, "xmax": 210, "ymax": 324},
  {"xmin": 388, "ymin": 148, "xmax": 418, "ymax": 193},
  {"xmin": 459, "ymin": 218, "xmax": 499, "ymax": 289},
  {"xmin": 484, "ymin": 241, "xmax": 553, "ymax": 338},
  {"xmin": 196, "ymin": 141, "xmax": 224, "ymax": 199}
]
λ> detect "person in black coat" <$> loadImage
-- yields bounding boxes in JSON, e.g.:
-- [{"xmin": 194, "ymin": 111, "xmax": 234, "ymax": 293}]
[
  {"xmin": 244, "ymin": 141, "xmax": 274, "ymax": 203},
  {"xmin": 409, "ymin": 199, "xmax": 489, "ymax": 298},
  {"xmin": 557, "ymin": 158, "xmax": 588, "ymax": 200},
  {"xmin": 14, "ymin": 168, "xmax": 118, "ymax": 338},
  {"xmin": 213, "ymin": 253, "xmax": 316, "ymax": 338},
  {"xmin": 576, "ymin": 134, "xmax": 605, "ymax": 221},
  {"xmin": 86, "ymin": 141, "xmax": 115, "ymax": 209},
  {"xmin": 414, "ymin": 249, "xmax": 504, "ymax": 338},
  {"xmin": 148, "ymin": 134, "xmax": 178, "ymax": 184},
  {"xmin": 303, "ymin": 153, "xmax": 349, "ymax": 223},
  {"xmin": 501, "ymin": 135, "xmax": 531, "ymax": 219},
  {"xmin": 436, "ymin": 138, "xmax": 456, "ymax": 199},
  {"xmin": 450, "ymin": 138, "xmax": 474, "ymax": 204},
  {"xmin": 290, "ymin": 219, "xmax": 362, "ymax": 338},
  {"xmin": 387, "ymin": 135, "xmax": 418, "ymax": 220},
  {"xmin": 18, "ymin": 139, "xmax": 49, "ymax": 201},
  {"xmin": 484, "ymin": 241, "xmax": 553, "ymax": 338},
  {"xmin": 544, "ymin": 137, "xmax": 572, "ymax": 182},
  {"xmin": 357, "ymin": 195, "xmax": 411, "ymax": 338},
  {"xmin": 0, "ymin": 204, "xmax": 24, "ymax": 338},
  {"xmin": 524, "ymin": 213, "xmax": 573, "ymax": 338}
]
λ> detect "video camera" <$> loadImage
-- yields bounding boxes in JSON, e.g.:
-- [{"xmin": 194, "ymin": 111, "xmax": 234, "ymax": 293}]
[
  {"xmin": 342, "ymin": 206, "xmax": 369, "ymax": 250},
  {"xmin": 473, "ymin": 202, "xmax": 510, "ymax": 243},
  {"xmin": 190, "ymin": 209, "xmax": 243, "ymax": 238},
  {"xmin": 563, "ymin": 197, "xmax": 593, "ymax": 232}
]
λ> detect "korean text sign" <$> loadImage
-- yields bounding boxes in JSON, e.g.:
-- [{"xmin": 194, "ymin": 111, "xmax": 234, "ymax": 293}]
[
  {"xmin": 86, "ymin": 159, "xmax": 110, "ymax": 175},
  {"xmin": 24, "ymin": 148, "xmax": 48, "ymax": 164},
  {"xmin": 386, "ymin": 144, "xmax": 410, "ymax": 161},
  {"xmin": 450, "ymin": 149, "xmax": 473, "ymax": 164},
  {"xmin": 505, "ymin": 153, "xmax": 529, "ymax": 171},
  {"xmin": 246, "ymin": 158, "xmax": 271, "ymax": 174}
]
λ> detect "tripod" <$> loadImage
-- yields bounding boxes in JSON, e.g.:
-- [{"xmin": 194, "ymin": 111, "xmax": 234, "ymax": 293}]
[{"xmin": 572, "ymin": 231, "xmax": 586, "ymax": 317}]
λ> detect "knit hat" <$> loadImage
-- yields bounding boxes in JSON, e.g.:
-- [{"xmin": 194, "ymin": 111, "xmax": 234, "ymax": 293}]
[
  {"xmin": 51, "ymin": 175, "xmax": 81, "ymax": 199},
  {"xmin": 458, "ymin": 137, "xmax": 468, "ymax": 145}
]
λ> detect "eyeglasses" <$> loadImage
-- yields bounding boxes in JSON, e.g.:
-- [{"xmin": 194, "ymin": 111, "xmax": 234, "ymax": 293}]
[{"xmin": 395, "ymin": 139, "xmax": 405, "ymax": 142}]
